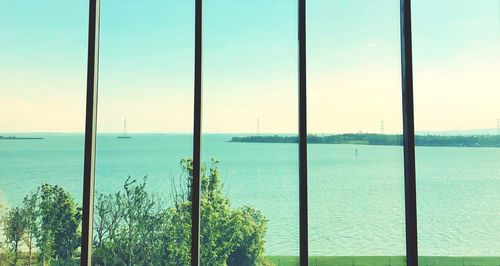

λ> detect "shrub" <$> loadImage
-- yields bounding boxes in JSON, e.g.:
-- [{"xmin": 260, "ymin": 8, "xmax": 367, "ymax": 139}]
[
  {"xmin": 93, "ymin": 158, "xmax": 269, "ymax": 265},
  {"xmin": 1, "ymin": 159, "xmax": 269, "ymax": 265}
]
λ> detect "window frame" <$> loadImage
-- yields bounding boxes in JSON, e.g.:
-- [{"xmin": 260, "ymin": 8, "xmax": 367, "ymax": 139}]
[{"xmin": 80, "ymin": 0, "xmax": 418, "ymax": 265}]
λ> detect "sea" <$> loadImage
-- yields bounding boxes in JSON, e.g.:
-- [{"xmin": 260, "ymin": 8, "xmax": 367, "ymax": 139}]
[{"xmin": 0, "ymin": 133, "xmax": 499, "ymax": 256}]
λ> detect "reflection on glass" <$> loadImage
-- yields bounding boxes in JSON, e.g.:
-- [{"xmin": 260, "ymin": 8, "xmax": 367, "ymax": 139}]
[
  {"xmin": 93, "ymin": 1, "xmax": 194, "ymax": 265},
  {"xmin": 413, "ymin": 0, "xmax": 500, "ymax": 264},
  {"xmin": 0, "ymin": 2, "xmax": 88, "ymax": 265},
  {"xmin": 202, "ymin": 1, "xmax": 299, "ymax": 265},
  {"xmin": 308, "ymin": 1, "xmax": 406, "ymax": 265}
]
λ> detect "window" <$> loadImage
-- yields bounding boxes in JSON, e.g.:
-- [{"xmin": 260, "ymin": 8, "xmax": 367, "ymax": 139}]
[
  {"xmin": 413, "ymin": 0, "xmax": 500, "ymax": 263},
  {"xmin": 308, "ymin": 1, "xmax": 406, "ymax": 264},
  {"xmin": 92, "ymin": 1, "xmax": 194, "ymax": 264},
  {"xmin": 202, "ymin": 1, "xmax": 299, "ymax": 264},
  {"xmin": 0, "ymin": 2, "xmax": 88, "ymax": 265},
  {"xmin": 1, "ymin": 1, "xmax": 498, "ymax": 265}
]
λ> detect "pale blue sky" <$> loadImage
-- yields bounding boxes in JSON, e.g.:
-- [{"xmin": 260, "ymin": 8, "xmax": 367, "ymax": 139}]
[{"xmin": 0, "ymin": 0, "xmax": 498, "ymax": 133}]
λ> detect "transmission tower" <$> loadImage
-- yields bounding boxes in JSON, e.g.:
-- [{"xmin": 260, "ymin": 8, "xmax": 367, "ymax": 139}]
[
  {"xmin": 380, "ymin": 120, "xmax": 385, "ymax": 135},
  {"xmin": 257, "ymin": 118, "xmax": 260, "ymax": 135},
  {"xmin": 496, "ymin": 119, "xmax": 500, "ymax": 145}
]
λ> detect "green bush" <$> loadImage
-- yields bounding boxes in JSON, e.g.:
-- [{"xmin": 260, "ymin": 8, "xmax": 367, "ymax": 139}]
[
  {"xmin": 92, "ymin": 158, "xmax": 269, "ymax": 266},
  {"xmin": 1, "ymin": 159, "xmax": 268, "ymax": 265},
  {"xmin": 0, "ymin": 185, "xmax": 81, "ymax": 265},
  {"xmin": 2, "ymin": 207, "xmax": 25, "ymax": 265}
]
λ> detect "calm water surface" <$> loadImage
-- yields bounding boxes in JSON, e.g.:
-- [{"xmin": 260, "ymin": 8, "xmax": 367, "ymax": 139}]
[{"xmin": 0, "ymin": 134, "xmax": 499, "ymax": 256}]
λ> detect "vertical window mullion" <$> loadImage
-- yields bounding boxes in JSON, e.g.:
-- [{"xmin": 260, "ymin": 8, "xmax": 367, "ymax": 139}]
[
  {"xmin": 399, "ymin": 0, "xmax": 418, "ymax": 265},
  {"xmin": 81, "ymin": 0, "xmax": 100, "ymax": 265},
  {"xmin": 298, "ymin": 0, "xmax": 308, "ymax": 265},
  {"xmin": 191, "ymin": 0, "xmax": 203, "ymax": 265}
]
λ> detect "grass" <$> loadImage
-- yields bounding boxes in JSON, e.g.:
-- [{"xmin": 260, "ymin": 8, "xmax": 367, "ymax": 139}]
[
  {"xmin": 1, "ymin": 254, "xmax": 498, "ymax": 265},
  {"xmin": 0, "ymin": 252, "xmax": 80, "ymax": 266},
  {"xmin": 266, "ymin": 256, "xmax": 500, "ymax": 266}
]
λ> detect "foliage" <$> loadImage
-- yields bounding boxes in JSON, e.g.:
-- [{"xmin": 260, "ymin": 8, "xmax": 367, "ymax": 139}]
[
  {"xmin": 93, "ymin": 176, "xmax": 165, "ymax": 266},
  {"xmin": 170, "ymin": 158, "xmax": 269, "ymax": 266},
  {"xmin": 2, "ymin": 207, "xmax": 26, "ymax": 265},
  {"xmin": 22, "ymin": 192, "xmax": 38, "ymax": 266},
  {"xmin": 0, "ymin": 192, "xmax": 5, "ymax": 215},
  {"xmin": 227, "ymin": 207, "xmax": 268, "ymax": 266},
  {"xmin": 0, "ymin": 159, "xmax": 268, "ymax": 265},
  {"xmin": 0, "ymin": 192, "xmax": 6, "ymax": 255},
  {"xmin": 231, "ymin": 133, "xmax": 500, "ymax": 147},
  {"xmin": 0, "ymin": 185, "xmax": 81, "ymax": 265},
  {"xmin": 36, "ymin": 184, "xmax": 81, "ymax": 264},
  {"xmin": 93, "ymin": 158, "xmax": 269, "ymax": 266}
]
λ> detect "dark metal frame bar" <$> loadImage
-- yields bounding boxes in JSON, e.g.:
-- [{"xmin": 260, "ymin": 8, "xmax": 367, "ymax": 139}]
[
  {"xmin": 400, "ymin": 0, "xmax": 419, "ymax": 265},
  {"xmin": 191, "ymin": 0, "xmax": 203, "ymax": 265},
  {"xmin": 81, "ymin": 0, "xmax": 100, "ymax": 265},
  {"xmin": 298, "ymin": 0, "xmax": 308, "ymax": 265}
]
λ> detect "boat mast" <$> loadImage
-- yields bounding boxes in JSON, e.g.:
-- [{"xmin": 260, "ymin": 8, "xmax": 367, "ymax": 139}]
[{"xmin": 123, "ymin": 119, "xmax": 127, "ymax": 137}]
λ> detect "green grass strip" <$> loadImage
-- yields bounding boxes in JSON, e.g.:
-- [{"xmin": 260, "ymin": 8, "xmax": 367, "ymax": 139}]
[{"xmin": 266, "ymin": 256, "xmax": 500, "ymax": 266}]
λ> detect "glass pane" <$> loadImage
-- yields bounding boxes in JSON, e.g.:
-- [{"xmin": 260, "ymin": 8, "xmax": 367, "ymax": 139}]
[
  {"xmin": 413, "ymin": 0, "xmax": 500, "ymax": 264},
  {"xmin": 93, "ymin": 1, "xmax": 194, "ymax": 264},
  {"xmin": 308, "ymin": 1, "xmax": 406, "ymax": 264},
  {"xmin": 202, "ymin": 1, "xmax": 299, "ymax": 265},
  {"xmin": 0, "ymin": 2, "xmax": 88, "ymax": 265}
]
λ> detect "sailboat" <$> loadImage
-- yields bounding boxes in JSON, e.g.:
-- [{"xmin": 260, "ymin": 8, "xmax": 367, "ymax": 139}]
[{"xmin": 117, "ymin": 119, "xmax": 132, "ymax": 139}]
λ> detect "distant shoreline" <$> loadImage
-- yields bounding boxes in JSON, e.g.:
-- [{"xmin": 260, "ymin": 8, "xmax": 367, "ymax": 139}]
[
  {"xmin": 0, "ymin": 136, "xmax": 44, "ymax": 140},
  {"xmin": 230, "ymin": 134, "xmax": 500, "ymax": 148}
]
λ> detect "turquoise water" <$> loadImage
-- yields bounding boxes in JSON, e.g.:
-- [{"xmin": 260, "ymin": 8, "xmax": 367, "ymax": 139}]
[{"xmin": 0, "ymin": 134, "xmax": 499, "ymax": 256}]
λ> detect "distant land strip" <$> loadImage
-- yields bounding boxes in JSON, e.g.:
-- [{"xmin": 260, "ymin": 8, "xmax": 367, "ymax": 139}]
[
  {"xmin": 230, "ymin": 134, "xmax": 500, "ymax": 147},
  {"xmin": 0, "ymin": 136, "xmax": 44, "ymax": 140}
]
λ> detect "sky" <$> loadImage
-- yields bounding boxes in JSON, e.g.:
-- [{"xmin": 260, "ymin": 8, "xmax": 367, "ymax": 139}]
[{"xmin": 0, "ymin": 0, "xmax": 498, "ymax": 134}]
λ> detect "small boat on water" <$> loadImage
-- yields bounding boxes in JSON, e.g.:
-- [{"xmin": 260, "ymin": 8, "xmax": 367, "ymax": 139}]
[{"xmin": 117, "ymin": 119, "xmax": 131, "ymax": 139}]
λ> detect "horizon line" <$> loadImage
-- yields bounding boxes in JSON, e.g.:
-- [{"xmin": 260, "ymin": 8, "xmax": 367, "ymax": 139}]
[{"xmin": 1, "ymin": 129, "xmax": 498, "ymax": 136}]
